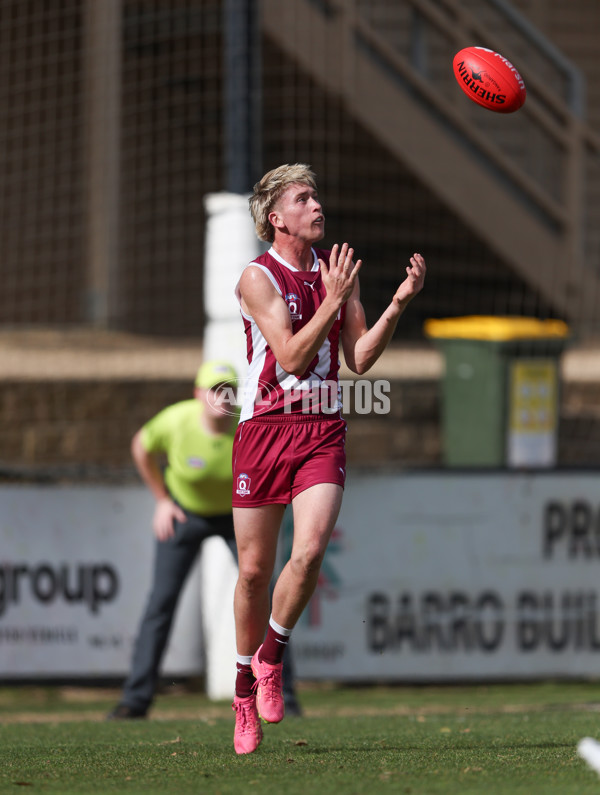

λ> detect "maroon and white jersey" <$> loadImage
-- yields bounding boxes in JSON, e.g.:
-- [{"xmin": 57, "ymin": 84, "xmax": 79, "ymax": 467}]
[{"xmin": 236, "ymin": 246, "xmax": 346, "ymax": 420}]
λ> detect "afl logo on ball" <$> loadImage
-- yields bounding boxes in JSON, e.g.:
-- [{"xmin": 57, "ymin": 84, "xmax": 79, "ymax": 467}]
[
  {"xmin": 236, "ymin": 473, "xmax": 251, "ymax": 497},
  {"xmin": 285, "ymin": 293, "xmax": 302, "ymax": 321}
]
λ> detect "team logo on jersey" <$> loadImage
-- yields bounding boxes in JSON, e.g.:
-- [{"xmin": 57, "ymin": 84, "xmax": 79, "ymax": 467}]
[
  {"xmin": 285, "ymin": 292, "xmax": 302, "ymax": 321},
  {"xmin": 187, "ymin": 457, "xmax": 206, "ymax": 469},
  {"xmin": 236, "ymin": 472, "xmax": 251, "ymax": 497}
]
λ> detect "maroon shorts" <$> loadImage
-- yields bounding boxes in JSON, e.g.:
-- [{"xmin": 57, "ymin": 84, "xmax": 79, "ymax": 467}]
[{"xmin": 232, "ymin": 415, "xmax": 347, "ymax": 507}]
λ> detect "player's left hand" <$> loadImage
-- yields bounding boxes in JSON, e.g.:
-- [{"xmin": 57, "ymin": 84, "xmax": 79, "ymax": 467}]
[{"xmin": 392, "ymin": 253, "xmax": 426, "ymax": 306}]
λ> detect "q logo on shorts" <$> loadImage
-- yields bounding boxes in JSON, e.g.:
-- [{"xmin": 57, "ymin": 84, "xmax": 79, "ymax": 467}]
[{"xmin": 236, "ymin": 473, "xmax": 251, "ymax": 497}]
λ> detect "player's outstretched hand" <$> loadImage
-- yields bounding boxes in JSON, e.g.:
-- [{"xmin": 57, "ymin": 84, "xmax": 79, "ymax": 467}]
[
  {"xmin": 393, "ymin": 252, "xmax": 426, "ymax": 307},
  {"xmin": 319, "ymin": 242, "xmax": 362, "ymax": 306}
]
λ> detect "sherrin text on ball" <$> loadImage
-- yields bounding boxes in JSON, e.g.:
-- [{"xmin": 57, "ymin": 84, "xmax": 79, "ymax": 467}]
[{"xmin": 452, "ymin": 46, "xmax": 526, "ymax": 113}]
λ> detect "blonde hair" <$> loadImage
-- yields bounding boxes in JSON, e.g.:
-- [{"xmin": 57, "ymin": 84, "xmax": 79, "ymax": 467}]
[{"xmin": 249, "ymin": 163, "xmax": 318, "ymax": 242}]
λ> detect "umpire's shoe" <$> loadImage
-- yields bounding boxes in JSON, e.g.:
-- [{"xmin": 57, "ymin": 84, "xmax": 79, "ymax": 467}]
[{"xmin": 106, "ymin": 703, "xmax": 147, "ymax": 720}]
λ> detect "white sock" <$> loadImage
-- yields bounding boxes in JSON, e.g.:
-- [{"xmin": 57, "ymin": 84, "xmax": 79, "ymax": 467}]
[{"xmin": 269, "ymin": 615, "xmax": 292, "ymax": 636}]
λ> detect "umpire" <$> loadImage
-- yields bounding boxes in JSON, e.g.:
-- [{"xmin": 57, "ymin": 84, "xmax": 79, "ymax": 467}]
[{"xmin": 107, "ymin": 360, "xmax": 301, "ymax": 719}]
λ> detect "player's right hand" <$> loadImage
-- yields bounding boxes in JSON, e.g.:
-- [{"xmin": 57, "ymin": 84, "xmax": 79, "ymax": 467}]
[{"xmin": 319, "ymin": 242, "xmax": 362, "ymax": 306}]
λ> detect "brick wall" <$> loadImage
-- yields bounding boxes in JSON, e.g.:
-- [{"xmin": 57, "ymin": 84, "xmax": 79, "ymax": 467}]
[{"xmin": 2, "ymin": 377, "xmax": 598, "ymax": 481}]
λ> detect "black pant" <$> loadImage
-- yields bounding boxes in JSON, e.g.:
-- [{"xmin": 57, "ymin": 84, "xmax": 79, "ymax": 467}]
[
  {"xmin": 121, "ymin": 509, "xmax": 235, "ymax": 711},
  {"xmin": 121, "ymin": 507, "xmax": 298, "ymax": 710}
]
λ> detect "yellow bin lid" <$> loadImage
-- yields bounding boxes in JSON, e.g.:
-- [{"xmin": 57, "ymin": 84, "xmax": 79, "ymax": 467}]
[{"xmin": 424, "ymin": 315, "xmax": 570, "ymax": 341}]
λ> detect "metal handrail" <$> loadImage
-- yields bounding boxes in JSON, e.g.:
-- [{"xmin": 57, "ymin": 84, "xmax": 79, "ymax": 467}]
[
  {"xmin": 341, "ymin": 0, "xmax": 596, "ymax": 239},
  {"xmin": 264, "ymin": 0, "xmax": 600, "ymax": 325},
  {"xmin": 414, "ymin": 0, "xmax": 580, "ymax": 124},
  {"xmin": 352, "ymin": 15, "xmax": 567, "ymax": 228},
  {"xmin": 484, "ymin": 0, "xmax": 585, "ymax": 118}
]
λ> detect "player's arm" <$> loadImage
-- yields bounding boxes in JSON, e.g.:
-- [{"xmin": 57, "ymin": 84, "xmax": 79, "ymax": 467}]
[
  {"xmin": 239, "ymin": 244, "xmax": 360, "ymax": 376},
  {"xmin": 131, "ymin": 430, "xmax": 185, "ymax": 540},
  {"xmin": 342, "ymin": 253, "xmax": 426, "ymax": 375}
]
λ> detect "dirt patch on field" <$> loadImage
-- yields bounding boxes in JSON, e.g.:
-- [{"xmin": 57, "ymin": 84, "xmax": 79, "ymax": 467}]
[
  {"xmin": 0, "ymin": 708, "xmax": 231, "ymax": 724},
  {"xmin": 3, "ymin": 700, "xmax": 599, "ymax": 724}
]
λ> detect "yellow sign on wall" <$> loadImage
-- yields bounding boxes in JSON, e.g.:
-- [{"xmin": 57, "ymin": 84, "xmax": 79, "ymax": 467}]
[{"xmin": 507, "ymin": 359, "xmax": 558, "ymax": 467}]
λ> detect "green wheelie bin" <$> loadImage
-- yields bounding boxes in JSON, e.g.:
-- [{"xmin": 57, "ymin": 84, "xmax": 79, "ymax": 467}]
[{"xmin": 424, "ymin": 316, "xmax": 570, "ymax": 468}]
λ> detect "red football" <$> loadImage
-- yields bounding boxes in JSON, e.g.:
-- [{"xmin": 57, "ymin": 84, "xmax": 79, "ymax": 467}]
[{"xmin": 452, "ymin": 46, "xmax": 526, "ymax": 113}]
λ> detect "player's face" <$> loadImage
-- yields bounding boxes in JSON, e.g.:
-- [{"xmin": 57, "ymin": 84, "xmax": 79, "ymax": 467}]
[{"xmin": 271, "ymin": 183, "xmax": 325, "ymax": 243}]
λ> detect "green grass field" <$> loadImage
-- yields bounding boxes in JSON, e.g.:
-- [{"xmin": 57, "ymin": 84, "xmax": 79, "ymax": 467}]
[{"xmin": 2, "ymin": 681, "xmax": 600, "ymax": 794}]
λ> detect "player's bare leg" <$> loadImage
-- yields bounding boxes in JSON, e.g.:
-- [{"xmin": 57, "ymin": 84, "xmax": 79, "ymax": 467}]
[
  {"xmin": 232, "ymin": 504, "xmax": 284, "ymax": 745},
  {"xmin": 233, "ymin": 503, "xmax": 285, "ymax": 656},
  {"xmin": 272, "ymin": 483, "xmax": 343, "ymax": 628},
  {"xmin": 251, "ymin": 483, "xmax": 343, "ymax": 724}
]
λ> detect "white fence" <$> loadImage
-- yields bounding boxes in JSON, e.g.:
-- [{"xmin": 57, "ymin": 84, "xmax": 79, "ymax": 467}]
[{"xmin": 1, "ymin": 472, "xmax": 599, "ymax": 687}]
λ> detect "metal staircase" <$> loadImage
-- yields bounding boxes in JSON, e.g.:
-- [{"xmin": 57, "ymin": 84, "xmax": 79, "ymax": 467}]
[{"xmin": 261, "ymin": 0, "xmax": 600, "ymax": 329}]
